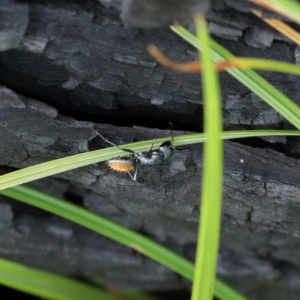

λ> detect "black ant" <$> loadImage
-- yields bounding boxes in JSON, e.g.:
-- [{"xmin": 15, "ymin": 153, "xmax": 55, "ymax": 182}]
[{"xmin": 92, "ymin": 125, "xmax": 174, "ymax": 181}]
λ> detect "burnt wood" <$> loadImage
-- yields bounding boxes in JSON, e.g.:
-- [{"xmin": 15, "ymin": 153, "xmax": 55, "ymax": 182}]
[{"xmin": 1, "ymin": 0, "xmax": 300, "ymax": 299}]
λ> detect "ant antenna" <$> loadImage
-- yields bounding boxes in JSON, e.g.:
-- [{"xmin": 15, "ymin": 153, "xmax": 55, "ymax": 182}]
[
  {"xmin": 148, "ymin": 139, "xmax": 156, "ymax": 153},
  {"xmin": 91, "ymin": 128, "xmax": 135, "ymax": 154},
  {"xmin": 169, "ymin": 122, "xmax": 174, "ymax": 147}
]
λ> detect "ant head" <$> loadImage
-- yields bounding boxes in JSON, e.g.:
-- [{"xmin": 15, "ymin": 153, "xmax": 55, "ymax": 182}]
[
  {"xmin": 159, "ymin": 141, "xmax": 174, "ymax": 160},
  {"xmin": 159, "ymin": 141, "xmax": 173, "ymax": 149}
]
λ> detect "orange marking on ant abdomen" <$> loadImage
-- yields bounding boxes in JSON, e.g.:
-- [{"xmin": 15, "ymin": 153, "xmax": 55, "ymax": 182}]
[{"xmin": 107, "ymin": 159, "xmax": 135, "ymax": 172}]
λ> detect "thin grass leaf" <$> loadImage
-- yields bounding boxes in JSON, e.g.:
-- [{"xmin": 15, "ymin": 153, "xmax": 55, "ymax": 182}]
[
  {"xmin": 250, "ymin": 0, "xmax": 300, "ymax": 25},
  {"xmin": 219, "ymin": 58, "xmax": 300, "ymax": 75},
  {"xmin": 1, "ymin": 130, "xmax": 300, "ymax": 190},
  {"xmin": 0, "ymin": 185, "xmax": 248, "ymax": 300},
  {"xmin": 0, "ymin": 257, "xmax": 118, "ymax": 300},
  {"xmin": 0, "ymin": 139, "xmax": 168, "ymax": 190},
  {"xmin": 191, "ymin": 17, "xmax": 223, "ymax": 300},
  {"xmin": 171, "ymin": 25, "xmax": 300, "ymax": 130},
  {"xmin": 172, "ymin": 130, "xmax": 300, "ymax": 147}
]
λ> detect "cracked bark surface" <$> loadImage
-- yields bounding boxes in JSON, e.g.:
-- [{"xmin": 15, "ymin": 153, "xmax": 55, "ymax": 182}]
[{"xmin": 1, "ymin": 0, "xmax": 300, "ymax": 299}]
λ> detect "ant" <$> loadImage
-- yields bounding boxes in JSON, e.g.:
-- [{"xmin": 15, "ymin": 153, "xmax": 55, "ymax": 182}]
[{"xmin": 91, "ymin": 124, "xmax": 174, "ymax": 181}]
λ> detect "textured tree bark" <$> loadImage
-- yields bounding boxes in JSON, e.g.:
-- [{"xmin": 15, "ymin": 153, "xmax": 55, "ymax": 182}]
[{"xmin": 1, "ymin": 1, "xmax": 300, "ymax": 299}]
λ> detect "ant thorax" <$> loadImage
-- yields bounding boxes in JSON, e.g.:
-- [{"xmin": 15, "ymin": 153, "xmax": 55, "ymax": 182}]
[
  {"xmin": 135, "ymin": 141, "xmax": 174, "ymax": 166},
  {"xmin": 135, "ymin": 150, "xmax": 164, "ymax": 165}
]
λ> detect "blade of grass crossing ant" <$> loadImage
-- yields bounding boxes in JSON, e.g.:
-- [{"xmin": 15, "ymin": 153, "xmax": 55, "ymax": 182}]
[{"xmin": 191, "ymin": 17, "xmax": 224, "ymax": 300}]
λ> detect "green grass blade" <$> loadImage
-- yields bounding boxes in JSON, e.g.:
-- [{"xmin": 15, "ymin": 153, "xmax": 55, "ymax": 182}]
[
  {"xmin": 226, "ymin": 58, "xmax": 300, "ymax": 75},
  {"xmin": 171, "ymin": 25, "xmax": 300, "ymax": 130},
  {"xmin": 0, "ymin": 257, "xmax": 117, "ymax": 300},
  {"xmin": 191, "ymin": 17, "xmax": 223, "ymax": 300},
  {"xmin": 0, "ymin": 139, "xmax": 170, "ymax": 190},
  {"xmin": 1, "ymin": 130, "xmax": 300, "ymax": 190},
  {"xmin": 0, "ymin": 185, "xmax": 195, "ymax": 280},
  {"xmin": 0, "ymin": 185, "xmax": 247, "ymax": 300},
  {"xmin": 172, "ymin": 130, "xmax": 300, "ymax": 147},
  {"xmin": 250, "ymin": 0, "xmax": 300, "ymax": 24}
]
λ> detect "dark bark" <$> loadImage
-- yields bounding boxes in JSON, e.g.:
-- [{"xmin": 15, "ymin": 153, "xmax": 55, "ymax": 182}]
[
  {"xmin": 0, "ymin": 0, "xmax": 297, "ymax": 130},
  {"xmin": 1, "ymin": 1, "xmax": 300, "ymax": 299}
]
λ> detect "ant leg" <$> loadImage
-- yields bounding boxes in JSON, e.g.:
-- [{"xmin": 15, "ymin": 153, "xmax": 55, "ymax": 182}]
[
  {"xmin": 133, "ymin": 166, "xmax": 138, "ymax": 181},
  {"xmin": 91, "ymin": 128, "xmax": 135, "ymax": 155},
  {"xmin": 126, "ymin": 166, "xmax": 137, "ymax": 181},
  {"xmin": 127, "ymin": 170, "xmax": 136, "ymax": 181}
]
